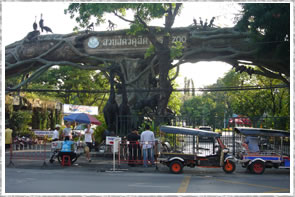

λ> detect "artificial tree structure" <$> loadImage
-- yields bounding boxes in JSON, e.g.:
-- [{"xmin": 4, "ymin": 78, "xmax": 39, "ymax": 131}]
[{"xmin": 5, "ymin": 3, "xmax": 290, "ymax": 131}]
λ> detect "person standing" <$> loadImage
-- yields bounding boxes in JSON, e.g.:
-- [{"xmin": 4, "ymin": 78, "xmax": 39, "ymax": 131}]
[
  {"xmin": 62, "ymin": 122, "xmax": 72, "ymax": 140},
  {"xmin": 84, "ymin": 124, "xmax": 95, "ymax": 162},
  {"xmin": 127, "ymin": 128, "xmax": 140, "ymax": 166},
  {"xmin": 140, "ymin": 124, "xmax": 155, "ymax": 167},
  {"xmin": 5, "ymin": 128, "xmax": 13, "ymax": 150},
  {"xmin": 52, "ymin": 124, "xmax": 60, "ymax": 141}
]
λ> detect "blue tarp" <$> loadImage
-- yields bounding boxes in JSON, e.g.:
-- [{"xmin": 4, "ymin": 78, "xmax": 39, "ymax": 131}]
[
  {"xmin": 234, "ymin": 127, "xmax": 289, "ymax": 137},
  {"xmin": 160, "ymin": 126, "xmax": 221, "ymax": 137}
]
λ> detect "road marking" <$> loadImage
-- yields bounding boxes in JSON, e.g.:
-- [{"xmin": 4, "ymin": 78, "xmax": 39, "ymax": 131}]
[
  {"xmin": 204, "ymin": 177, "xmax": 289, "ymax": 191},
  {"xmin": 264, "ymin": 188, "xmax": 290, "ymax": 193},
  {"xmin": 177, "ymin": 175, "xmax": 191, "ymax": 193},
  {"xmin": 128, "ymin": 183, "xmax": 170, "ymax": 188}
]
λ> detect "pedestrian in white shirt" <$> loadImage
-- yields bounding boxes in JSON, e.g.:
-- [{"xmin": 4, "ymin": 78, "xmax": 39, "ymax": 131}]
[
  {"xmin": 52, "ymin": 124, "xmax": 60, "ymax": 141},
  {"xmin": 140, "ymin": 124, "xmax": 155, "ymax": 167},
  {"xmin": 62, "ymin": 122, "xmax": 72, "ymax": 140},
  {"xmin": 84, "ymin": 124, "xmax": 95, "ymax": 162}
]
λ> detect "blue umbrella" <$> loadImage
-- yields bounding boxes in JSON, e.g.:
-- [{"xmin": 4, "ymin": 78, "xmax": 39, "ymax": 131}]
[{"xmin": 63, "ymin": 113, "xmax": 101, "ymax": 125}]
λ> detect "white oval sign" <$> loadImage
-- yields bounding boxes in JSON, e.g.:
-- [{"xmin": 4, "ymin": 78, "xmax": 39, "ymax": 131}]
[{"xmin": 88, "ymin": 36, "xmax": 99, "ymax": 48}]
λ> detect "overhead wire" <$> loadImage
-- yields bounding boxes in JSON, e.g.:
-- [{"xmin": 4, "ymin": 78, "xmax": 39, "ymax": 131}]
[{"xmin": 5, "ymin": 84, "xmax": 288, "ymax": 94}]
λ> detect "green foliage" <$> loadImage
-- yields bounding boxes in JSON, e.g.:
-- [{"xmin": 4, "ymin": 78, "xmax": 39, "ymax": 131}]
[
  {"xmin": 236, "ymin": 3, "xmax": 289, "ymax": 39},
  {"xmin": 9, "ymin": 110, "xmax": 32, "ymax": 136},
  {"xmin": 170, "ymin": 41, "xmax": 184, "ymax": 60},
  {"xmin": 180, "ymin": 95, "xmax": 216, "ymax": 126},
  {"xmin": 93, "ymin": 113, "xmax": 108, "ymax": 143},
  {"xmin": 29, "ymin": 66, "xmax": 109, "ymax": 108},
  {"xmin": 168, "ymin": 68, "xmax": 182, "ymax": 115},
  {"xmin": 180, "ymin": 69, "xmax": 290, "ymax": 130},
  {"xmin": 66, "ymin": 3, "xmax": 176, "ymax": 32},
  {"xmin": 7, "ymin": 66, "xmax": 109, "ymax": 131},
  {"xmin": 144, "ymin": 45, "xmax": 155, "ymax": 59},
  {"xmin": 138, "ymin": 121, "xmax": 151, "ymax": 133},
  {"xmin": 235, "ymin": 3, "xmax": 290, "ymax": 62}
]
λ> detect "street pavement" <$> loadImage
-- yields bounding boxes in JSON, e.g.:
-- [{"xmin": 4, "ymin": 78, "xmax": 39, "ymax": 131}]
[{"xmin": 4, "ymin": 153, "xmax": 291, "ymax": 194}]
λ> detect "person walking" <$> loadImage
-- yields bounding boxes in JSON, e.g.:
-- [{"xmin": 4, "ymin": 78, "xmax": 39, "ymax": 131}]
[
  {"xmin": 84, "ymin": 124, "xmax": 95, "ymax": 162},
  {"xmin": 140, "ymin": 124, "xmax": 155, "ymax": 167},
  {"xmin": 52, "ymin": 124, "xmax": 60, "ymax": 141},
  {"xmin": 127, "ymin": 128, "xmax": 140, "ymax": 166},
  {"xmin": 62, "ymin": 122, "xmax": 72, "ymax": 140}
]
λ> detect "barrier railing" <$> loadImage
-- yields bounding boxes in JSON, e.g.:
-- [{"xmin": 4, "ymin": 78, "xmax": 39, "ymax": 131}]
[
  {"xmin": 7, "ymin": 137, "xmax": 50, "ymax": 167},
  {"xmin": 118, "ymin": 141, "xmax": 159, "ymax": 167}
]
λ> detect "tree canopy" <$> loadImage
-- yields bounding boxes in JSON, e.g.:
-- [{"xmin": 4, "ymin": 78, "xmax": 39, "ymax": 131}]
[
  {"xmin": 181, "ymin": 70, "xmax": 290, "ymax": 130},
  {"xmin": 234, "ymin": 3, "xmax": 290, "ymax": 83}
]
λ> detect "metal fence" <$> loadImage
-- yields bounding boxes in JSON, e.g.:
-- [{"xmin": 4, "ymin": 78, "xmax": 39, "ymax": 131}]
[
  {"xmin": 118, "ymin": 140, "xmax": 159, "ymax": 166},
  {"xmin": 116, "ymin": 115, "xmax": 290, "ymax": 137},
  {"xmin": 6, "ymin": 137, "xmax": 51, "ymax": 167}
]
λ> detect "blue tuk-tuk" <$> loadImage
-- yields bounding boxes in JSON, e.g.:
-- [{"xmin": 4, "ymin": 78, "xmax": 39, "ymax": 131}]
[
  {"xmin": 234, "ymin": 127, "xmax": 290, "ymax": 174},
  {"xmin": 158, "ymin": 126, "xmax": 236, "ymax": 174}
]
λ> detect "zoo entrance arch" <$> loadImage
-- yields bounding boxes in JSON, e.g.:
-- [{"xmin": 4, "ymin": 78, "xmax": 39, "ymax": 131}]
[{"xmin": 5, "ymin": 26, "xmax": 289, "ymax": 132}]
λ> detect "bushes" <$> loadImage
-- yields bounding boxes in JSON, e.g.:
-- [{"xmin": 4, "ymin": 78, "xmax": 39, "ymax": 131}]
[{"xmin": 9, "ymin": 110, "xmax": 32, "ymax": 137}]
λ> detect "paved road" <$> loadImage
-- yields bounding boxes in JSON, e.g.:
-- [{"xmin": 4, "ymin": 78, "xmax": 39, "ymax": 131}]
[{"xmin": 5, "ymin": 158, "xmax": 290, "ymax": 194}]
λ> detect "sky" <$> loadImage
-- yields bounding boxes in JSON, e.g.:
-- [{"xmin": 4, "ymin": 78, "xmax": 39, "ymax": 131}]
[{"xmin": 3, "ymin": 2, "xmax": 242, "ymax": 88}]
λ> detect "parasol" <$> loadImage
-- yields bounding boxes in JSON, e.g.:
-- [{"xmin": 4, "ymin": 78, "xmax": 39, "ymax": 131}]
[{"xmin": 63, "ymin": 113, "xmax": 101, "ymax": 125}]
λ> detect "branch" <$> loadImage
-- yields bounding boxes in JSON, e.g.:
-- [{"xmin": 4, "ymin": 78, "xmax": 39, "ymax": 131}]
[
  {"xmin": 63, "ymin": 40, "xmax": 115, "ymax": 67},
  {"xmin": 172, "ymin": 4, "xmax": 182, "ymax": 19},
  {"xmin": 135, "ymin": 15, "xmax": 162, "ymax": 49},
  {"xmin": 113, "ymin": 11, "xmax": 135, "ymax": 23},
  {"xmin": 169, "ymin": 64, "xmax": 180, "ymax": 81},
  {"xmin": 125, "ymin": 55, "xmax": 158, "ymax": 85},
  {"xmin": 119, "ymin": 62, "xmax": 128, "ymax": 82},
  {"xmin": 255, "ymin": 65, "xmax": 289, "ymax": 85},
  {"xmin": 38, "ymin": 40, "xmax": 65, "ymax": 58},
  {"xmin": 6, "ymin": 64, "xmax": 52, "ymax": 94}
]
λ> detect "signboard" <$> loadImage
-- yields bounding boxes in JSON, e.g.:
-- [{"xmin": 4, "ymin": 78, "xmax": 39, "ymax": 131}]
[
  {"xmin": 34, "ymin": 130, "xmax": 54, "ymax": 138},
  {"xmin": 84, "ymin": 30, "xmax": 189, "ymax": 56},
  {"xmin": 106, "ymin": 136, "xmax": 121, "ymax": 145},
  {"xmin": 63, "ymin": 104, "xmax": 98, "ymax": 115},
  {"xmin": 106, "ymin": 136, "xmax": 121, "ymax": 152},
  {"xmin": 86, "ymin": 34, "xmax": 187, "ymax": 50}
]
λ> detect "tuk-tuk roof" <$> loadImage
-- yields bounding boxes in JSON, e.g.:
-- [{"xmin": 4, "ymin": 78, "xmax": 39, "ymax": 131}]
[
  {"xmin": 234, "ymin": 127, "xmax": 289, "ymax": 137},
  {"xmin": 160, "ymin": 126, "xmax": 221, "ymax": 137}
]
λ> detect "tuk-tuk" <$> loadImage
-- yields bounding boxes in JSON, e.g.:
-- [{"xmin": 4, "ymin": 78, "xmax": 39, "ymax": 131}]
[
  {"xmin": 234, "ymin": 127, "xmax": 290, "ymax": 174},
  {"xmin": 158, "ymin": 126, "xmax": 236, "ymax": 174}
]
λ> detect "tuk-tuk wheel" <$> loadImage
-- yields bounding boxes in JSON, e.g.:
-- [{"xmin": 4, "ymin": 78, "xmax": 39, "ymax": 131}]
[
  {"xmin": 223, "ymin": 160, "xmax": 236, "ymax": 173},
  {"xmin": 250, "ymin": 160, "xmax": 265, "ymax": 174},
  {"xmin": 169, "ymin": 160, "xmax": 183, "ymax": 174}
]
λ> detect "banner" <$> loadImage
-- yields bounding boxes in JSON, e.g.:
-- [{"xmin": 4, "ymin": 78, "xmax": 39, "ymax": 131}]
[
  {"xmin": 34, "ymin": 130, "xmax": 54, "ymax": 137},
  {"xmin": 63, "ymin": 104, "xmax": 98, "ymax": 115}
]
